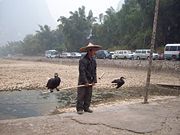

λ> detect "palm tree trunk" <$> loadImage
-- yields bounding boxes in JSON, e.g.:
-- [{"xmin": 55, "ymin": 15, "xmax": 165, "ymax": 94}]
[{"xmin": 144, "ymin": 0, "xmax": 160, "ymax": 103}]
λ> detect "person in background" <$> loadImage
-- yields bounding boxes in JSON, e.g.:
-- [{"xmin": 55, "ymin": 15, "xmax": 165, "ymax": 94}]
[{"xmin": 76, "ymin": 43, "xmax": 102, "ymax": 114}]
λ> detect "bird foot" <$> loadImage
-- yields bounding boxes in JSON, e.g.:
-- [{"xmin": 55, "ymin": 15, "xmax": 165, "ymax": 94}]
[
  {"xmin": 49, "ymin": 89, "xmax": 53, "ymax": 93},
  {"xmin": 56, "ymin": 88, "xmax": 60, "ymax": 91}
]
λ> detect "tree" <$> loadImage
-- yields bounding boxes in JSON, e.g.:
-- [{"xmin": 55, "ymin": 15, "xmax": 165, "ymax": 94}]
[
  {"xmin": 57, "ymin": 6, "xmax": 96, "ymax": 51},
  {"xmin": 22, "ymin": 34, "xmax": 41, "ymax": 55},
  {"xmin": 36, "ymin": 25, "xmax": 55, "ymax": 51},
  {"xmin": 1, "ymin": 1, "xmax": 180, "ymax": 56},
  {"xmin": 157, "ymin": 0, "xmax": 180, "ymax": 47}
]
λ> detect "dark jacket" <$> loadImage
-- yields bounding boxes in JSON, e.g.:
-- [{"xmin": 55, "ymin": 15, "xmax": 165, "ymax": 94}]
[{"xmin": 78, "ymin": 54, "xmax": 97, "ymax": 85}]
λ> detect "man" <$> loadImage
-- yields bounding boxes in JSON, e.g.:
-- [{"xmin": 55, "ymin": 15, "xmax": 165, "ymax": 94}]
[{"xmin": 76, "ymin": 43, "xmax": 102, "ymax": 114}]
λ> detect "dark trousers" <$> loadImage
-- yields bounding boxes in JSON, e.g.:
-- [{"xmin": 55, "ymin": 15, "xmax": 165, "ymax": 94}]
[{"xmin": 76, "ymin": 86, "xmax": 92, "ymax": 111}]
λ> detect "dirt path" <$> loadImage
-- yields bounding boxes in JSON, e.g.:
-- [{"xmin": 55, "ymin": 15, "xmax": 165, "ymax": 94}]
[{"xmin": 0, "ymin": 58, "xmax": 179, "ymax": 91}]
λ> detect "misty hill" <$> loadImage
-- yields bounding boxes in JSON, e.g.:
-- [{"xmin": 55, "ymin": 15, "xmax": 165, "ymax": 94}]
[{"xmin": 0, "ymin": 0, "xmax": 56, "ymax": 46}]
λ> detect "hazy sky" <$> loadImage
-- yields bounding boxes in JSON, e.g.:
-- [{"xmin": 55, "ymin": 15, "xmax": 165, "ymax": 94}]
[{"xmin": 46, "ymin": 0, "xmax": 124, "ymax": 22}]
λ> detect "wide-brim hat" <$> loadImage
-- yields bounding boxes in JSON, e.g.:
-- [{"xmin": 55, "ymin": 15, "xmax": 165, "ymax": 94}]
[{"xmin": 80, "ymin": 43, "xmax": 102, "ymax": 52}]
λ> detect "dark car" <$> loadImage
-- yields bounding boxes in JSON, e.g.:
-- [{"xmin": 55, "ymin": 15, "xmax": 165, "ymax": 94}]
[{"xmin": 95, "ymin": 50, "xmax": 111, "ymax": 59}]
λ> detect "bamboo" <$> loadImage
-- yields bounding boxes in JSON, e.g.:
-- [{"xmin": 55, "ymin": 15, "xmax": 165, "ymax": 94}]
[
  {"xmin": 144, "ymin": 0, "xmax": 160, "ymax": 103},
  {"xmin": 41, "ymin": 83, "xmax": 115, "ymax": 94},
  {"xmin": 41, "ymin": 84, "xmax": 92, "ymax": 94}
]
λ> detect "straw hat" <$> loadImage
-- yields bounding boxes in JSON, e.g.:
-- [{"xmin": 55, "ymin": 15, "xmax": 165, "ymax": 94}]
[{"xmin": 80, "ymin": 43, "xmax": 102, "ymax": 52}]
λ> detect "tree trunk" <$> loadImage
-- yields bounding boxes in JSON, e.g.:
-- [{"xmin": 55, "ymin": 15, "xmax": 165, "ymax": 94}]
[{"xmin": 144, "ymin": 0, "xmax": 160, "ymax": 103}]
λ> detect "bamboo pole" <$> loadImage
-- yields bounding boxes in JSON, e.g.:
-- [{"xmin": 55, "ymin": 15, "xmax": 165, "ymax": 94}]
[
  {"xmin": 144, "ymin": 0, "xmax": 160, "ymax": 104},
  {"xmin": 41, "ymin": 84, "xmax": 91, "ymax": 94},
  {"xmin": 41, "ymin": 83, "xmax": 116, "ymax": 94},
  {"xmin": 60, "ymin": 84, "xmax": 92, "ymax": 90}
]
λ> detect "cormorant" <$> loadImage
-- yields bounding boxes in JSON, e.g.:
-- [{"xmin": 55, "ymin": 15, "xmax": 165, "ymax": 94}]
[
  {"xmin": 46, "ymin": 73, "xmax": 61, "ymax": 92},
  {"xmin": 111, "ymin": 77, "xmax": 125, "ymax": 89}
]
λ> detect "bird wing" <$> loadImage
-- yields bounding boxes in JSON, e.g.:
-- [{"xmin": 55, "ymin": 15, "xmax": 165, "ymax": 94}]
[
  {"xmin": 56, "ymin": 77, "xmax": 61, "ymax": 86},
  {"xmin": 111, "ymin": 79, "xmax": 118, "ymax": 83},
  {"xmin": 46, "ymin": 78, "xmax": 53, "ymax": 88},
  {"xmin": 116, "ymin": 80, "xmax": 125, "ymax": 89}
]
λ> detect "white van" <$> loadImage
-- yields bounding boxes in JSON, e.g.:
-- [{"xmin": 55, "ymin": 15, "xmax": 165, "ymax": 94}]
[
  {"xmin": 134, "ymin": 49, "xmax": 158, "ymax": 60},
  {"xmin": 164, "ymin": 44, "xmax": 180, "ymax": 60},
  {"xmin": 113, "ymin": 50, "xmax": 134, "ymax": 59}
]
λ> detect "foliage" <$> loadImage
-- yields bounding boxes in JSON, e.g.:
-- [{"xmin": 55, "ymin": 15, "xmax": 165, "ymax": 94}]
[
  {"xmin": 0, "ymin": 0, "xmax": 180, "ymax": 56},
  {"xmin": 57, "ymin": 6, "xmax": 96, "ymax": 51}
]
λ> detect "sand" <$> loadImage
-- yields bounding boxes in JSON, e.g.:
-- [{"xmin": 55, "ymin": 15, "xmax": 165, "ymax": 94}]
[{"xmin": 0, "ymin": 58, "xmax": 179, "ymax": 91}]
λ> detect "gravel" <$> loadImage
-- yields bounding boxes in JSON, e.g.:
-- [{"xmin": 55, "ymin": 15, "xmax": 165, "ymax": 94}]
[{"xmin": 0, "ymin": 57, "xmax": 179, "ymax": 91}]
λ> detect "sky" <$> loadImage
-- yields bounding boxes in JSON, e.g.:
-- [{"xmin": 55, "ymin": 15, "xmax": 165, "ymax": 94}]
[{"xmin": 46, "ymin": 0, "xmax": 124, "ymax": 22}]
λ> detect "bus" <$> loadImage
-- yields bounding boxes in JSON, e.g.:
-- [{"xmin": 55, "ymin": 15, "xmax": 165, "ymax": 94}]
[
  {"xmin": 164, "ymin": 44, "xmax": 180, "ymax": 60},
  {"xmin": 45, "ymin": 50, "xmax": 59, "ymax": 58}
]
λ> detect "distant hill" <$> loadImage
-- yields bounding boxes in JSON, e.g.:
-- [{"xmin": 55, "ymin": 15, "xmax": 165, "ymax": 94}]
[{"xmin": 0, "ymin": 0, "xmax": 56, "ymax": 46}]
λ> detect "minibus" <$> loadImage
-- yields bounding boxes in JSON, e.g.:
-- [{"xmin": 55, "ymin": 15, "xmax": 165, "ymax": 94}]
[{"xmin": 164, "ymin": 44, "xmax": 180, "ymax": 60}]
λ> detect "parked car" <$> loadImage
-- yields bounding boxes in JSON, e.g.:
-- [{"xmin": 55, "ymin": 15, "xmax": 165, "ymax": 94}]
[
  {"xmin": 59, "ymin": 52, "xmax": 71, "ymax": 58},
  {"xmin": 158, "ymin": 53, "xmax": 164, "ymax": 60},
  {"xmin": 134, "ymin": 49, "xmax": 158, "ymax": 60},
  {"xmin": 95, "ymin": 50, "xmax": 111, "ymax": 59},
  {"xmin": 109, "ymin": 51, "xmax": 115, "ymax": 59},
  {"xmin": 112, "ymin": 50, "xmax": 134, "ymax": 59},
  {"xmin": 80, "ymin": 52, "xmax": 87, "ymax": 58},
  {"xmin": 45, "ymin": 50, "xmax": 59, "ymax": 58},
  {"xmin": 70, "ymin": 52, "xmax": 81, "ymax": 58}
]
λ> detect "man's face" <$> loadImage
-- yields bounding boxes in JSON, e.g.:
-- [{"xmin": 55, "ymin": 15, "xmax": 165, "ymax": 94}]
[{"xmin": 88, "ymin": 49, "xmax": 96, "ymax": 57}]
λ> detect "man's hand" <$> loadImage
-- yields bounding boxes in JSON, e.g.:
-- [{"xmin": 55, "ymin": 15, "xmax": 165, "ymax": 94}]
[
  {"xmin": 91, "ymin": 82, "xmax": 95, "ymax": 86},
  {"xmin": 85, "ymin": 83, "xmax": 90, "ymax": 87}
]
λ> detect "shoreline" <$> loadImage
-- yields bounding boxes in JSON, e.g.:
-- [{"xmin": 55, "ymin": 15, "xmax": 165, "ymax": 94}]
[{"xmin": 3, "ymin": 56, "xmax": 180, "ymax": 72}]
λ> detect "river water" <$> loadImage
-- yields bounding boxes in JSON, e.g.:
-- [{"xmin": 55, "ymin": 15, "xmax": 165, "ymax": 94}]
[
  {"xmin": 0, "ymin": 87, "xmax": 145, "ymax": 120},
  {"xmin": 0, "ymin": 89, "xmax": 118, "ymax": 120},
  {"xmin": 0, "ymin": 90, "xmax": 77, "ymax": 120}
]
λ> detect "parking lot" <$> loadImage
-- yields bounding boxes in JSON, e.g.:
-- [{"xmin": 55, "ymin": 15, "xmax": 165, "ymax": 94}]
[{"xmin": 45, "ymin": 49, "xmax": 179, "ymax": 61}]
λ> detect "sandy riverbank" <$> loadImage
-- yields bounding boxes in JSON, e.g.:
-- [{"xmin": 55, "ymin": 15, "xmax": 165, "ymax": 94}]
[
  {"xmin": 0, "ymin": 57, "xmax": 179, "ymax": 135},
  {"xmin": 0, "ymin": 58, "xmax": 179, "ymax": 91}
]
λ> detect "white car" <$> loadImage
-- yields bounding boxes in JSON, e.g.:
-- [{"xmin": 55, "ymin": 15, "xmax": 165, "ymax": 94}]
[
  {"xmin": 134, "ymin": 49, "xmax": 158, "ymax": 60},
  {"xmin": 60, "ymin": 52, "xmax": 71, "ymax": 58},
  {"xmin": 113, "ymin": 50, "xmax": 134, "ymax": 59},
  {"xmin": 45, "ymin": 50, "xmax": 59, "ymax": 58},
  {"xmin": 70, "ymin": 52, "xmax": 81, "ymax": 58}
]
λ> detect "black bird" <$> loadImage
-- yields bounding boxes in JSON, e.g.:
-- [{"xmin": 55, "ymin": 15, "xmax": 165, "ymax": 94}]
[
  {"xmin": 111, "ymin": 77, "xmax": 125, "ymax": 89},
  {"xmin": 46, "ymin": 73, "xmax": 61, "ymax": 92}
]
